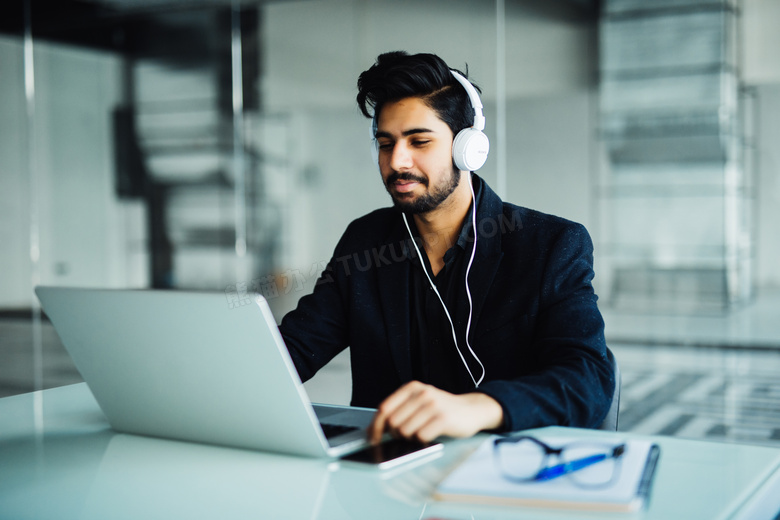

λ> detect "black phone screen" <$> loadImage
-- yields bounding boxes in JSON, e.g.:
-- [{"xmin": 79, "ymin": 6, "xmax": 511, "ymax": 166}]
[{"xmin": 340, "ymin": 439, "xmax": 443, "ymax": 469}]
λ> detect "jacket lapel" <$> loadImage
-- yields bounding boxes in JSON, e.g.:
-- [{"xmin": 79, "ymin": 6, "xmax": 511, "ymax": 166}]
[
  {"xmin": 467, "ymin": 177, "xmax": 505, "ymax": 333},
  {"xmin": 377, "ymin": 221, "xmax": 414, "ymax": 382}
]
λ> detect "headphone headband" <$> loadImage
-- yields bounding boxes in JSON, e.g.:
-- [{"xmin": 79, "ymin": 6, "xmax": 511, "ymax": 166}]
[{"xmin": 449, "ymin": 70, "xmax": 485, "ymax": 132}]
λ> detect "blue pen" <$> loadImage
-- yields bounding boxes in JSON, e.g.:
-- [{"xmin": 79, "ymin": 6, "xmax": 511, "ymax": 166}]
[{"xmin": 533, "ymin": 453, "xmax": 609, "ymax": 482}]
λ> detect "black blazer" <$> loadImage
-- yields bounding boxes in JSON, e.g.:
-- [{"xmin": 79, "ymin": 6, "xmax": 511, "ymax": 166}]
[{"xmin": 279, "ymin": 175, "xmax": 614, "ymax": 431}]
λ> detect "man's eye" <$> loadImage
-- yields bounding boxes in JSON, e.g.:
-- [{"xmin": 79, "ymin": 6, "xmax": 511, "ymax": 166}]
[
  {"xmin": 412, "ymin": 140, "xmax": 430, "ymax": 147},
  {"xmin": 377, "ymin": 142, "xmax": 393, "ymax": 150}
]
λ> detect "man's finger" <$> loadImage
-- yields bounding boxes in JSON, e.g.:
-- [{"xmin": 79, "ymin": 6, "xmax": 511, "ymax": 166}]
[{"xmin": 368, "ymin": 382, "xmax": 426, "ymax": 443}]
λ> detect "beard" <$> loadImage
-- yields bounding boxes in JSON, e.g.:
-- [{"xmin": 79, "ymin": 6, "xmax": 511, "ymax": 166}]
[{"xmin": 385, "ymin": 168, "xmax": 461, "ymax": 214}]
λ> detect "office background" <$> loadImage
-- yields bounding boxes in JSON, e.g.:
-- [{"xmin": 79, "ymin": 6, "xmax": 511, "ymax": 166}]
[{"xmin": 1, "ymin": 0, "xmax": 780, "ymax": 446}]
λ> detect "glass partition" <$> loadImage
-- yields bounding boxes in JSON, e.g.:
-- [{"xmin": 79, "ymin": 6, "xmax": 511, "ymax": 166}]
[{"xmin": 3, "ymin": 0, "xmax": 720, "ymax": 399}]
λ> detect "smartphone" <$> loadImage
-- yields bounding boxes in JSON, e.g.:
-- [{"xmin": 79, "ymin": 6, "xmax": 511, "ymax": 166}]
[{"xmin": 340, "ymin": 439, "xmax": 444, "ymax": 470}]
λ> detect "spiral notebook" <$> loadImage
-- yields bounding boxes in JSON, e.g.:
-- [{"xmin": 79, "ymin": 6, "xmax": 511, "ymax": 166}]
[{"xmin": 434, "ymin": 435, "xmax": 660, "ymax": 513}]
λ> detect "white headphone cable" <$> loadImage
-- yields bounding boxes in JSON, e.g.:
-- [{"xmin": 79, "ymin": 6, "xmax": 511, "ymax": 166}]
[
  {"xmin": 401, "ymin": 174, "xmax": 486, "ymax": 388},
  {"xmin": 463, "ymin": 173, "xmax": 486, "ymax": 386}
]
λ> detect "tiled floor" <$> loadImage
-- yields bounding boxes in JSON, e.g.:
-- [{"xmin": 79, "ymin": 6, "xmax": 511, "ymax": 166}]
[
  {"xmin": 0, "ymin": 315, "xmax": 83, "ymax": 398},
  {"xmin": 602, "ymin": 290, "xmax": 780, "ymax": 447},
  {"xmin": 612, "ymin": 343, "xmax": 780, "ymax": 447},
  {"xmin": 2, "ymin": 291, "xmax": 780, "ymax": 448}
]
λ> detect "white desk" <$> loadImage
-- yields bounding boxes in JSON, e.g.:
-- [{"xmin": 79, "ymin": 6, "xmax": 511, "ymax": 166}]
[{"xmin": 2, "ymin": 383, "xmax": 780, "ymax": 520}]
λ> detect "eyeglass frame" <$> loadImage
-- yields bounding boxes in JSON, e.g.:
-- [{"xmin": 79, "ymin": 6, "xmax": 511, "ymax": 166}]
[{"xmin": 492, "ymin": 435, "xmax": 626, "ymax": 486}]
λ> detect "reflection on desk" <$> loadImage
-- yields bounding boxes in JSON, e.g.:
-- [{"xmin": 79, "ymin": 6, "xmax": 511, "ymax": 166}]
[{"xmin": 2, "ymin": 383, "xmax": 780, "ymax": 520}]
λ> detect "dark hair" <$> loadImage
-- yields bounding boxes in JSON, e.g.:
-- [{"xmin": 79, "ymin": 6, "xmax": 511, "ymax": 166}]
[{"xmin": 356, "ymin": 51, "xmax": 480, "ymax": 137}]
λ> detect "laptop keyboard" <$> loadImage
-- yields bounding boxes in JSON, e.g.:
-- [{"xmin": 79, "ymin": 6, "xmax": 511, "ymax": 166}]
[{"xmin": 320, "ymin": 423, "xmax": 360, "ymax": 439}]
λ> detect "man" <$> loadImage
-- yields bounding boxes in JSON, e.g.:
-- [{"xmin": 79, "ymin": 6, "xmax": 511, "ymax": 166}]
[{"xmin": 279, "ymin": 51, "xmax": 613, "ymax": 445}]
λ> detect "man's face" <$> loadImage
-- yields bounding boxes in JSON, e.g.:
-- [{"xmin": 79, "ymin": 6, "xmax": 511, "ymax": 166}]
[{"xmin": 375, "ymin": 97, "xmax": 460, "ymax": 214}]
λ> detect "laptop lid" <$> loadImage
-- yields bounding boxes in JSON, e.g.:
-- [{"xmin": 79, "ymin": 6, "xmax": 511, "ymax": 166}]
[{"xmin": 34, "ymin": 286, "xmax": 370, "ymax": 457}]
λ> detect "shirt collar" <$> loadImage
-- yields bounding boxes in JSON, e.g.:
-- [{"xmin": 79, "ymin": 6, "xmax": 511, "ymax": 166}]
[
  {"xmin": 454, "ymin": 174, "xmax": 484, "ymax": 251},
  {"xmin": 402, "ymin": 174, "xmax": 484, "ymax": 259}
]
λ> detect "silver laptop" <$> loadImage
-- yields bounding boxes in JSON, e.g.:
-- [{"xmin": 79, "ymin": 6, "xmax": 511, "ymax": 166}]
[{"xmin": 35, "ymin": 286, "xmax": 373, "ymax": 457}]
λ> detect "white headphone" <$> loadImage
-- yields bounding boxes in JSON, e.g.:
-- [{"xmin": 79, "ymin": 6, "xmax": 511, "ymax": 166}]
[
  {"xmin": 449, "ymin": 70, "xmax": 490, "ymax": 172},
  {"xmin": 371, "ymin": 69, "xmax": 490, "ymax": 172}
]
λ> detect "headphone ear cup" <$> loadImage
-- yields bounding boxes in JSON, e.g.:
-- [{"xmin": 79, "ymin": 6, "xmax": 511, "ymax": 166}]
[
  {"xmin": 371, "ymin": 139, "xmax": 379, "ymax": 168},
  {"xmin": 370, "ymin": 116, "xmax": 380, "ymax": 169},
  {"xmin": 452, "ymin": 128, "xmax": 490, "ymax": 171}
]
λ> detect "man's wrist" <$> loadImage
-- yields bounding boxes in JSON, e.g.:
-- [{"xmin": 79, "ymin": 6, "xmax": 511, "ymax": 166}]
[{"xmin": 467, "ymin": 392, "xmax": 505, "ymax": 432}]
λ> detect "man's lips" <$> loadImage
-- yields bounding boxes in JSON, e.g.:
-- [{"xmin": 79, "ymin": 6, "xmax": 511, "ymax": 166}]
[
  {"xmin": 393, "ymin": 180, "xmax": 421, "ymax": 193},
  {"xmin": 386, "ymin": 173, "xmax": 426, "ymax": 194}
]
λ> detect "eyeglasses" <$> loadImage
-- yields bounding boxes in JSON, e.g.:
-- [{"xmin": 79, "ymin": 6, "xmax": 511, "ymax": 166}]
[{"xmin": 493, "ymin": 436, "xmax": 626, "ymax": 488}]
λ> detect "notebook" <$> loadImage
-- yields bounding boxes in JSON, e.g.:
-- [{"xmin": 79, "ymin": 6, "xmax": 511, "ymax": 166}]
[
  {"xmin": 35, "ymin": 286, "xmax": 374, "ymax": 458},
  {"xmin": 434, "ymin": 435, "xmax": 660, "ymax": 513}
]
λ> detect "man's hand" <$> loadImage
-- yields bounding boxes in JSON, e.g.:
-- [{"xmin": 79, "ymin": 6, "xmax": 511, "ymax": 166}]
[{"xmin": 367, "ymin": 381, "xmax": 504, "ymax": 444}]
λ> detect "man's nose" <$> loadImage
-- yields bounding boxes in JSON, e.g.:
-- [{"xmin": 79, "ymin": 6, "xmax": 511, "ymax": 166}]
[{"xmin": 389, "ymin": 142, "xmax": 413, "ymax": 171}]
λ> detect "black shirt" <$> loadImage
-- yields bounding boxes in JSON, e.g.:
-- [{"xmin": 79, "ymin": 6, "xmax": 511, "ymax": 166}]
[{"xmin": 406, "ymin": 178, "xmax": 485, "ymax": 393}]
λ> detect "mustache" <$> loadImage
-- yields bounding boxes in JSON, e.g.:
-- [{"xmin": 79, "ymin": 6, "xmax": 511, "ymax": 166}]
[{"xmin": 385, "ymin": 172, "xmax": 428, "ymax": 186}]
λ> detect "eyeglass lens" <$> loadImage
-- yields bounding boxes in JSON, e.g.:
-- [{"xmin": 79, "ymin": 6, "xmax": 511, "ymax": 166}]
[
  {"xmin": 560, "ymin": 443, "xmax": 620, "ymax": 487},
  {"xmin": 495, "ymin": 438, "xmax": 621, "ymax": 487}
]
